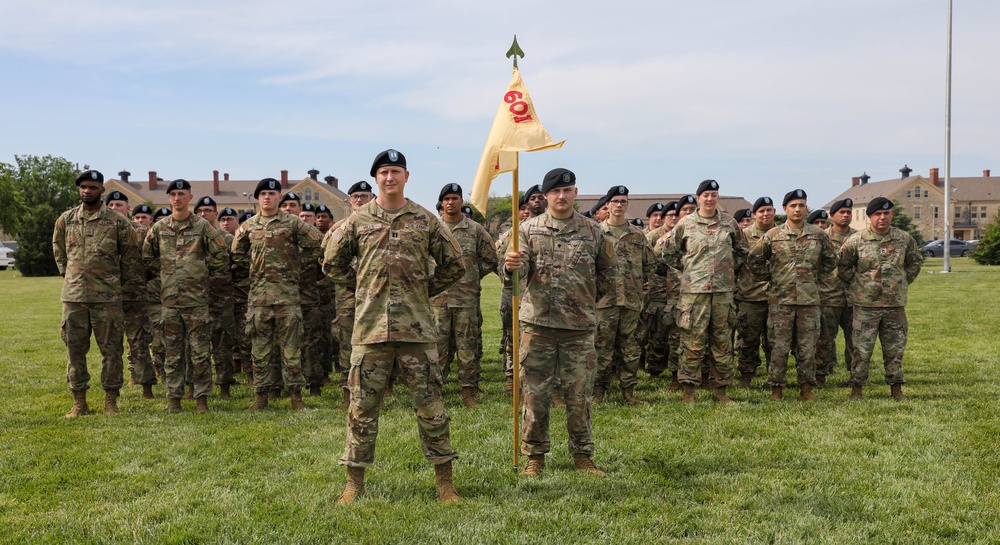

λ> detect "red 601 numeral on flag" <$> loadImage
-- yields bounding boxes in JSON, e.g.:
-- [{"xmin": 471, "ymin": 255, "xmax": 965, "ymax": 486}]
[{"xmin": 505, "ymin": 90, "xmax": 533, "ymax": 123}]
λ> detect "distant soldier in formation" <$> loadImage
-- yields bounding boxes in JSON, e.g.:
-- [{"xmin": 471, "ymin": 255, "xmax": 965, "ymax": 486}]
[
  {"xmin": 749, "ymin": 190, "xmax": 837, "ymax": 401},
  {"xmin": 642, "ymin": 201, "xmax": 680, "ymax": 382},
  {"xmin": 53, "ymin": 170, "xmax": 141, "ymax": 417},
  {"xmin": 503, "ymin": 168, "xmax": 616, "ymax": 477},
  {"xmin": 734, "ymin": 208, "xmax": 753, "ymax": 229},
  {"xmin": 593, "ymin": 185, "xmax": 655, "ymax": 405},
  {"xmin": 194, "ymin": 196, "xmax": 238, "ymax": 399},
  {"xmin": 299, "ymin": 202, "xmax": 317, "ymax": 226},
  {"xmin": 218, "ymin": 207, "xmax": 252, "ymax": 380},
  {"xmin": 838, "ymin": 198, "xmax": 923, "ymax": 401},
  {"xmin": 645, "ymin": 202, "xmax": 665, "ymax": 234},
  {"xmin": 817, "ymin": 198, "xmax": 857, "ymax": 386},
  {"xmin": 807, "ymin": 209, "xmax": 828, "ymax": 230},
  {"xmin": 314, "ymin": 204, "xmax": 338, "ymax": 389},
  {"xmin": 735, "ymin": 197, "xmax": 775, "ymax": 388},
  {"xmin": 431, "ymin": 183, "xmax": 497, "ymax": 408},
  {"xmin": 323, "ymin": 149, "xmax": 465, "ymax": 504},
  {"xmin": 589, "ymin": 194, "xmax": 610, "ymax": 223}
]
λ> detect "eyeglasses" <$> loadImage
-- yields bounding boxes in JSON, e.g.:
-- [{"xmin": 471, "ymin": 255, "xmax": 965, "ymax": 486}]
[
  {"xmin": 609, "ymin": 200, "xmax": 629, "ymax": 206},
  {"xmin": 349, "ymin": 194, "xmax": 372, "ymax": 201}
]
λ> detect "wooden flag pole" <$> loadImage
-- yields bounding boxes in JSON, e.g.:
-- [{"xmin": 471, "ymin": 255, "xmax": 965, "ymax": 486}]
[{"xmin": 511, "ymin": 156, "xmax": 521, "ymax": 471}]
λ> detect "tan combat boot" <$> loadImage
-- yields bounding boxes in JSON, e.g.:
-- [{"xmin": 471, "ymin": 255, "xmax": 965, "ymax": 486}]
[
  {"xmin": 799, "ymin": 383, "xmax": 817, "ymax": 401},
  {"xmin": 770, "ymin": 386, "xmax": 784, "ymax": 401},
  {"xmin": 715, "ymin": 386, "xmax": 733, "ymax": 405},
  {"xmin": 850, "ymin": 386, "xmax": 863, "ymax": 400},
  {"xmin": 621, "ymin": 386, "xmax": 640, "ymax": 406},
  {"xmin": 738, "ymin": 374, "xmax": 753, "ymax": 389},
  {"xmin": 289, "ymin": 387, "xmax": 307, "ymax": 410},
  {"xmin": 668, "ymin": 372, "xmax": 682, "ymax": 392},
  {"xmin": 142, "ymin": 383, "xmax": 154, "ymax": 399},
  {"xmin": 520, "ymin": 455, "xmax": 545, "ymax": 477},
  {"xmin": 592, "ymin": 385, "xmax": 606, "ymax": 404},
  {"xmin": 104, "ymin": 389, "xmax": 120, "ymax": 415},
  {"xmin": 434, "ymin": 461, "xmax": 461, "ymax": 503},
  {"xmin": 65, "ymin": 390, "xmax": 90, "ymax": 418},
  {"xmin": 337, "ymin": 388, "xmax": 350, "ymax": 410},
  {"xmin": 338, "ymin": 466, "xmax": 365, "ymax": 505},
  {"xmin": 890, "ymin": 384, "xmax": 908, "ymax": 402},
  {"xmin": 165, "ymin": 397, "xmax": 182, "ymax": 412},
  {"xmin": 196, "ymin": 396, "xmax": 209, "ymax": 413},
  {"xmin": 503, "ymin": 376, "xmax": 514, "ymax": 396},
  {"xmin": 682, "ymin": 384, "xmax": 696, "ymax": 404},
  {"xmin": 461, "ymin": 387, "xmax": 478, "ymax": 408},
  {"xmin": 219, "ymin": 383, "xmax": 231, "ymax": 400},
  {"xmin": 245, "ymin": 393, "xmax": 269, "ymax": 411},
  {"xmin": 573, "ymin": 453, "xmax": 607, "ymax": 476}
]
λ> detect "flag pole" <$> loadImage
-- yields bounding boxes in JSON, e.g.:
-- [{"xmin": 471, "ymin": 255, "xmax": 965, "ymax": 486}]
[{"xmin": 511, "ymin": 156, "xmax": 521, "ymax": 472}]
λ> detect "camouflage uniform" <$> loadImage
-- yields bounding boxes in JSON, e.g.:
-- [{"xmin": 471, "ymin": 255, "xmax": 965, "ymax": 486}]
[
  {"xmin": 298, "ymin": 223, "xmax": 326, "ymax": 389},
  {"xmin": 317, "ymin": 250, "xmax": 338, "ymax": 380},
  {"xmin": 232, "ymin": 211, "xmax": 321, "ymax": 394},
  {"xmin": 325, "ymin": 221, "xmax": 356, "ymax": 391},
  {"xmin": 143, "ymin": 214, "xmax": 230, "ymax": 399},
  {"xmin": 658, "ymin": 210, "xmax": 749, "ymax": 387},
  {"xmin": 838, "ymin": 227, "xmax": 923, "ymax": 386},
  {"xmin": 816, "ymin": 226, "xmax": 858, "ymax": 378},
  {"xmin": 52, "ymin": 204, "xmax": 141, "ymax": 392},
  {"xmin": 595, "ymin": 220, "xmax": 655, "ymax": 391},
  {"xmin": 209, "ymin": 228, "xmax": 237, "ymax": 388},
  {"xmin": 123, "ymin": 222, "xmax": 156, "ymax": 386},
  {"xmin": 734, "ymin": 223, "xmax": 771, "ymax": 379},
  {"xmin": 496, "ymin": 228, "xmax": 516, "ymax": 380},
  {"xmin": 323, "ymin": 199, "xmax": 464, "ymax": 467},
  {"xmin": 500, "ymin": 211, "xmax": 616, "ymax": 457},
  {"xmin": 430, "ymin": 216, "xmax": 497, "ymax": 388},
  {"xmin": 749, "ymin": 223, "xmax": 837, "ymax": 387},
  {"xmin": 146, "ymin": 255, "xmax": 166, "ymax": 380},
  {"xmin": 644, "ymin": 225, "xmax": 681, "ymax": 377}
]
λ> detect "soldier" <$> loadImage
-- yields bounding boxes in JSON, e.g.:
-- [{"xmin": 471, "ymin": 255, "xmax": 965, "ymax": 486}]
[
  {"xmin": 143, "ymin": 180, "xmax": 229, "ymax": 412},
  {"xmin": 132, "ymin": 204, "xmax": 154, "ymax": 228},
  {"xmin": 323, "ymin": 149, "xmax": 464, "ymax": 504},
  {"xmin": 218, "ymin": 207, "xmax": 239, "ymax": 235},
  {"xmin": 838, "ymin": 198, "xmax": 922, "ymax": 401},
  {"xmin": 525, "ymin": 183, "xmax": 546, "ymax": 217},
  {"xmin": 677, "ymin": 195, "xmax": 697, "ymax": 219},
  {"xmin": 516, "ymin": 195, "xmax": 530, "ymax": 221},
  {"xmin": 734, "ymin": 209, "xmax": 753, "ymax": 229},
  {"xmin": 594, "ymin": 185, "xmax": 655, "ymax": 405},
  {"xmin": 218, "ymin": 207, "xmax": 251, "ymax": 380},
  {"xmin": 194, "ymin": 196, "xmax": 238, "ymax": 399},
  {"xmin": 749, "ymin": 190, "xmax": 837, "ymax": 400},
  {"xmin": 642, "ymin": 200, "xmax": 680, "ymax": 381},
  {"xmin": 146, "ymin": 207, "xmax": 172, "ymax": 381},
  {"xmin": 590, "ymin": 194, "xmax": 610, "ymax": 223},
  {"xmin": 299, "ymin": 202, "xmax": 317, "ymax": 225},
  {"xmin": 503, "ymin": 168, "xmax": 616, "ymax": 477},
  {"xmin": 662, "ymin": 200, "xmax": 680, "ymax": 229},
  {"xmin": 658, "ymin": 180, "xmax": 748, "ymax": 403},
  {"xmin": 735, "ymin": 197, "xmax": 776, "ymax": 388},
  {"xmin": 807, "ymin": 209, "xmax": 828, "ymax": 230},
  {"xmin": 53, "ymin": 170, "xmax": 141, "ymax": 417},
  {"xmin": 314, "ymin": 204, "xmax": 337, "ymax": 387},
  {"xmin": 645, "ymin": 203, "xmax": 665, "ymax": 233},
  {"xmin": 817, "ymin": 198, "xmax": 857, "ymax": 385},
  {"xmin": 238, "ymin": 211, "xmax": 254, "ymax": 224},
  {"xmin": 233, "ymin": 180, "xmax": 322, "ymax": 410},
  {"xmin": 431, "ymin": 183, "xmax": 497, "ymax": 408}
]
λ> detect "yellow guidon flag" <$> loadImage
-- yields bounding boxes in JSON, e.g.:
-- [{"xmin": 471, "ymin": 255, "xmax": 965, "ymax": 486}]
[{"xmin": 469, "ymin": 67, "xmax": 564, "ymax": 214}]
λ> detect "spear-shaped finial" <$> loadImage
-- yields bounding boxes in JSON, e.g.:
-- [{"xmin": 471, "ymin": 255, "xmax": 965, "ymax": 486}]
[{"xmin": 506, "ymin": 35, "xmax": 525, "ymax": 68}]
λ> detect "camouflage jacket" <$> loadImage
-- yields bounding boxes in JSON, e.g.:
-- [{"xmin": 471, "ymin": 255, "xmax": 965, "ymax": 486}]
[
  {"xmin": 837, "ymin": 226, "xmax": 923, "ymax": 307},
  {"xmin": 500, "ymin": 211, "xmax": 617, "ymax": 331},
  {"xmin": 208, "ymin": 228, "xmax": 235, "ymax": 307},
  {"xmin": 324, "ymin": 222, "xmax": 356, "ymax": 315},
  {"xmin": 322, "ymin": 199, "xmax": 465, "ymax": 344},
  {"xmin": 231, "ymin": 211, "xmax": 322, "ymax": 307},
  {"xmin": 298, "ymin": 224, "xmax": 324, "ymax": 306},
  {"xmin": 121, "ymin": 222, "xmax": 148, "ymax": 302},
  {"xmin": 658, "ymin": 210, "xmax": 748, "ymax": 294},
  {"xmin": 818, "ymin": 226, "xmax": 857, "ymax": 306},
  {"xmin": 496, "ymin": 227, "xmax": 514, "ymax": 308},
  {"xmin": 597, "ymin": 220, "xmax": 654, "ymax": 311},
  {"xmin": 431, "ymin": 216, "xmax": 497, "ymax": 308},
  {"xmin": 143, "ymin": 214, "xmax": 230, "ymax": 309},
  {"xmin": 52, "ymin": 203, "xmax": 142, "ymax": 304},
  {"xmin": 736, "ymin": 223, "xmax": 770, "ymax": 302},
  {"xmin": 748, "ymin": 222, "xmax": 837, "ymax": 306},
  {"xmin": 646, "ymin": 226, "xmax": 680, "ymax": 305}
]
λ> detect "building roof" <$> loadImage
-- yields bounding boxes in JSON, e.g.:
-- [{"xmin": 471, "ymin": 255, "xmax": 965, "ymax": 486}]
[
  {"xmin": 823, "ymin": 176, "xmax": 934, "ymax": 209},
  {"xmin": 824, "ymin": 172, "xmax": 1000, "ymax": 209},
  {"xmin": 950, "ymin": 176, "xmax": 1000, "ymax": 202}
]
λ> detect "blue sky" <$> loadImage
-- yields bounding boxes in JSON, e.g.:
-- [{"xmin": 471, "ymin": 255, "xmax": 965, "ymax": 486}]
[{"xmin": 2, "ymin": 0, "xmax": 997, "ymax": 210}]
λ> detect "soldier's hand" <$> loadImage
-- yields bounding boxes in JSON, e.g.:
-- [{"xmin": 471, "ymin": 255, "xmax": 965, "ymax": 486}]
[{"xmin": 505, "ymin": 251, "xmax": 526, "ymax": 272}]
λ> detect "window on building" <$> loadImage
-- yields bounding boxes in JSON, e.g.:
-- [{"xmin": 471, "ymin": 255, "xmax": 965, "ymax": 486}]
[
  {"xmin": 924, "ymin": 190, "xmax": 929, "ymax": 197},
  {"xmin": 934, "ymin": 206, "xmax": 939, "ymax": 219},
  {"xmin": 914, "ymin": 206, "xmax": 921, "ymax": 219},
  {"xmin": 956, "ymin": 209, "xmax": 962, "ymax": 219},
  {"xmin": 980, "ymin": 206, "xmax": 988, "ymax": 219},
  {"xmin": 305, "ymin": 189, "xmax": 313, "ymax": 202},
  {"xmin": 914, "ymin": 186, "xmax": 921, "ymax": 198},
  {"xmin": 906, "ymin": 190, "xmax": 912, "ymax": 198}
]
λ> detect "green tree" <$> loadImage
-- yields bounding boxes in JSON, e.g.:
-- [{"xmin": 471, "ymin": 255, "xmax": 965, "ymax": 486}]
[
  {"xmin": 890, "ymin": 202, "xmax": 925, "ymax": 246},
  {"xmin": 14, "ymin": 204, "xmax": 62, "ymax": 276},
  {"xmin": 971, "ymin": 213, "xmax": 1000, "ymax": 265}
]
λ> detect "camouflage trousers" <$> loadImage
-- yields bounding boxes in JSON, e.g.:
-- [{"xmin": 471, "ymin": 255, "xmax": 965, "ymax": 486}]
[
  {"xmin": 147, "ymin": 302, "xmax": 166, "ymax": 379},
  {"xmin": 233, "ymin": 299, "xmax": 251, "ymax": 374},
  {"xmin": 595, "ymin": 307, "xmax": 642, "ymax": 389},
  {"xmin": 642, "ymin": 301, "xmax": 677, "ymax": 376},
  {"xmin": 519, "ymin": 323, "xmax": 596, "ymax": 457},
  {"xmin": 249, "ymin": 304, "xmax": 306, "ymax": 393},
  {"xmin": 339, "ymin": 342, "xmax": 456, "ymax": 467},
  {"xmin": 849, "ymin": 306, "xmax": 907, "ymax": 386},
  {"xmin": 162, "ymin": 305, "xmax": 213, "ymax": 399},
  {"xmin": 61, "ymin": 302, "xmax": 125, "ymax": 392},
  {"xmin": 675, "ymin": 292, "xmax": 735, "ymax": 386},
  {"xmin": 209, "ymin": 299, "xmax": 236, "ymax": 386},
  {"xmin": 122, "ymin": 299, "xmax": 155, "ymax": 386},
  {"xmin": 333, "ymin": 308, "xmax": 356, "ymax": 389},
  {"xmin": 319, "ymin": 301, "xmax": 337, "ymax": 376},
  {"xmin": 500, "ymin": 300, "xmax": 514, "ymax": 379},
  {"xmin": 735, "ymin": 300, "xmax": 771, "ymax": 377},
  {"xmin": 766, "ymin": 304, "xmax": 820, "ymax": 387},
  {"xmin": 817, "ymin": 305, "xmax": 854, "ymax": 377},
  {"xmin": 433, "ymin": 305, "xmax": 481, "ymax": 388},
  {"xmin": 301, "ymin": 303, "xmax": 326, "ymax": 387}
]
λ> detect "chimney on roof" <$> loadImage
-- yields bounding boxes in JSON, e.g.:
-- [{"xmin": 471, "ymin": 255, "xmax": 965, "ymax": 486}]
[
  {"xmin": 985, "ymin": 169, "xmax": 991, "ymax": 178},
  {"xmin": 224, "ymin": 173, "xmax": 230, "ymax": 181},
  {"xmin": 852, "ymin": 176, "xmax": 861, "ymax": 187},
  {"xmin": 308, "ymin": 169, "xmax": 319, "ymax": 181},
  {"xmin": 900, "ymin": 164, "xmax": 912, "ymax": 178},
  {"xmin": 148, "ymin": 171, "xmax": 158, "ymax": 191},
  {"xmin": 281, "ymin": 170, "xmax": 289, "ymax": 188},
  {"xmin": 930, "ymin": 167, "xmax": 941, "ymax": 187},
  {"xmin": 213, "ymin": 170, "xmax": 220, "ymax": 195},
  {"xmin": 118, "ymin": 170, "xmax": 131, "ymax": 183},
  {"xmin": 860, "ymin": 172, "xmax": 870, "ymax": 185},
  {"xmin": 324, "ymin": 175, "xmax": 339, "ymax": 188}
]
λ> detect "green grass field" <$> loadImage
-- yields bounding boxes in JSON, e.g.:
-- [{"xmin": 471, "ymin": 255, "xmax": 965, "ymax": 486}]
[{"xmin": 1, "ymin": 260, "xmax": 998, "ymax": 544}]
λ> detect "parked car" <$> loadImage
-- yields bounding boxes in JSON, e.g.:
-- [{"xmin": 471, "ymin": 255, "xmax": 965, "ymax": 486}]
[
  {"xmin": 921, "ymin": 239, "xmax": 975, "ymax": 258},
  {"xmin": 0, "ymin": 246, "xmax": 13, "ymax": 270}
]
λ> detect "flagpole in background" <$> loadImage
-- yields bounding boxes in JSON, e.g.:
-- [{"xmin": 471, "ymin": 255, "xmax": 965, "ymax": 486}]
[{"xmin": 468, "ymin": 35, "xmax": 564, "ymax": 471}]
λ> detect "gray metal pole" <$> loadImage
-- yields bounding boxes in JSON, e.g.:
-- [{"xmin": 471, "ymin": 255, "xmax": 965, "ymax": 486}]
[{"xmin": 943, "ymin": 0, "xmax": 953, "ymax": 272}]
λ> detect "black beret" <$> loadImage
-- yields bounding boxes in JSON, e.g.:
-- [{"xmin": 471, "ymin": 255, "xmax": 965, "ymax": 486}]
[
  {"xmin": 606, "ymin": 185, "xmax": 629, "ymax": 199},
  {"xmin": 279, "ymin": 192, "xmax": 301, "ymax": 204},
  {"xmin": 631, "ymin": 218, "xmax": 644, "ymax": 228},
  {"xmin": 590, "ymin": 194, "xmax": 610, "ymax": 215},
  {"xmin": 807, "ymin": 209, "xmax": 829, "ymax": 224},
  {"xmin": 752, "ymin": 196, "xmax": 774, "ymax": 213},
  {"xmin": 646, "ymin": 203, "xmax": 665, "ymax": 217},
  {"xmin": 582, "ymin": 210, "xmax": 594, "ymax": 218},
  {"xmin": 783, "ymin": 189, "xmax": 807, "ymax": 207},
  {"xmin": 523, "ymin": 184, "xmax": 542, "ymax": 200},
  {"xmin": 696, "ymin": 179, "xmax": 719, "ymax": 195},
  {"xmin": 540, "ymin": 168, "xmax": 576, "ymax": 193},
  {"xmin": 301, "ymin": 202, "xmax": 316, "ymax": 213},
  {"xmin": 105, "ymin": 191, "xmax": 127, "ymax": 204},
  {"xmin": 347, "ymin": 181, "xmax": 373, "ymax": 195},
  {"xmin": 518, "ymin": 194, "xmax": 529, "ymax": 208},
  {"xmin": 218, "ymin": 207, "xmax": 237, "ymax": 218},
  {"xmin": 238, "ymin": 211, "xmax": 254, "ymax": 224},
  {"xmin": 370, "ymin": 148, "xmax": 406, "ymax": 177},
  {"xmin": 75, "ymin": 170, "xmax": 104, "ymax": 185},
  {"xmin": 194, "ymin": 196, "xmax": 217, "ymax": 210},
  {"xmin": 733, "ymin": 209, "xmax": 752, "ymax": 221},
  {"xmin": 679, "ymin": 195, "xmax": 697, "ymax": 207},
  {"xmin": 664, "ymin": 201, "xmax": 680, "ymax": 213},
  {"xmin": 829, "ymin": 198, "xmax": 853, "ymax": 214},
  {"xmin": 439, "ymin": 183, "xmax": 462, "ymax": 202},
  {"xmin": 435, "ymin": 202, "xmax": 444, "ymax": 212},
  {"xmin": 866, "ymin": 197, "xmax": 894, "ymax": 216},
  {"xmin": 315, "ymin": 204, "xmax": 333, "ymax": 218},
  {"xmin": 254, "ymin": 178, "xmax": 281, "ymax": 198},
  {"xmin": 461, "ymin": 205, "xmax": 472, "ymax": 216},
  {"xmin": 132, "ymin": 204, "xmax": 153, "ymax": 217},
  {"xmin": 165, "ymin": 179, "xmax": 192, "ymax": 193},
  {"xmin": 153, "ymin": 207, "xmax": 172, "ymax": 220}
]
